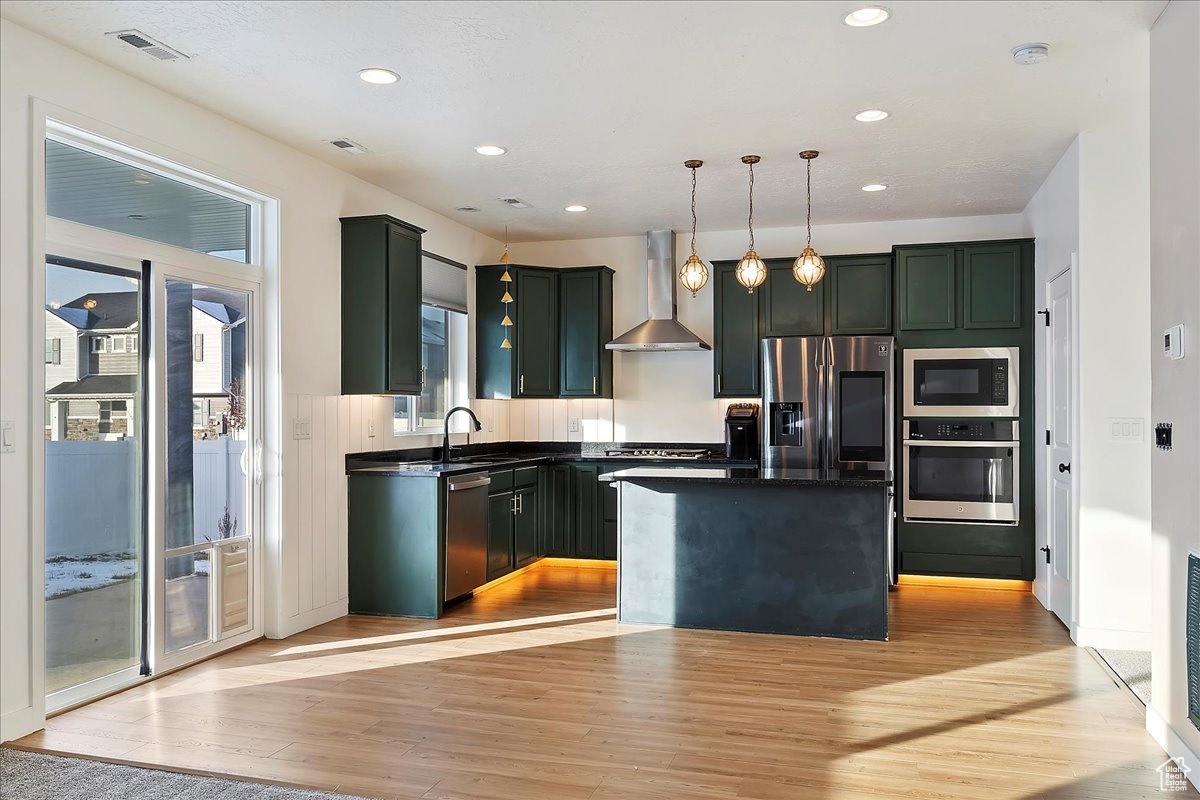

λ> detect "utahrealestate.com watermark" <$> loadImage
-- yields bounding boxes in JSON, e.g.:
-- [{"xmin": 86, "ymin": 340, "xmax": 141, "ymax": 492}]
[{"xmin": 1157, "ymin": 756, "xmax": 1192, "ymax": 792}]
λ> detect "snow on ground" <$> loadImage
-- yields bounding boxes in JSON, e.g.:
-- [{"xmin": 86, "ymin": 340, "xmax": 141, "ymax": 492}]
[{"xmin": 45, "ymin": 552, "xmax": 210, "ymax": 599}]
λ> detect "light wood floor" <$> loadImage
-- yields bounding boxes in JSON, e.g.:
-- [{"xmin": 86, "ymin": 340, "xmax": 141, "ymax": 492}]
[{"xmin": 10, "ymin": 566, "xmax": 1192, "ymax": 800}]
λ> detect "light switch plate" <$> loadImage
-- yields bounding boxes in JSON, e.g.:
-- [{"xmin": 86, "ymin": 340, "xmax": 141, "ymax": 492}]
[
  {"xmin": 293, "ymin": 418, "xmax": 311, "ymax": 440},
  {"xmin": 1107, "ymin": 417, "xmax": 1145, "ymax": 441},
  {"xmin": 1, "ymin": 420, "xmax": 15, "ymax": 453}
]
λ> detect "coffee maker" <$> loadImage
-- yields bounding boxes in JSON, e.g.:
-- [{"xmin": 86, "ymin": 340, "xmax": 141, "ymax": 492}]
[{"xmin": 724, "ymin": 403, "xmax": 760, "ymax": 461}]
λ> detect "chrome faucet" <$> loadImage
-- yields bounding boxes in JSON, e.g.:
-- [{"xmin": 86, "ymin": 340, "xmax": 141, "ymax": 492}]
[{"xmin": 441, "ymin": 406, "xmax": 482, "ymax": 464}]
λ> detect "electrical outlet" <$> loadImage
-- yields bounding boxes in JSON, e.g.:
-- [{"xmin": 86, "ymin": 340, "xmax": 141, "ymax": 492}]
[
  {"xmin": 569, "ymin": 418, "xmax": 581, "ymax": 433},
  {"xmin": 368, "ymin": 418, "xmax": 376, "ymax": 438},
  {"xmin": 293, "ymin": 418, "xmax": 311, "ymax": 440},
  {"xmin": 487, "ymin": 415, "xmax": 494, "ymax": 433}
]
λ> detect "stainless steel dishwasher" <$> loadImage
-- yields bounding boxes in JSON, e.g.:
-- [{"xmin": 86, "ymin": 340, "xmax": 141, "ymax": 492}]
[{"xmin": 444, "ymin": 472, "xmax": 491, "ymax": 601}]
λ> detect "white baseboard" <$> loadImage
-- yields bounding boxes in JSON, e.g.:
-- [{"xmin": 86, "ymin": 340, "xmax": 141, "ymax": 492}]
[
  {"xmin": 1, "ymin": 705, "xmax": 42, "ymax": 743},
  {"xmin": 1073, "ymin": 624, "xmax": 1153, "ymax": 651},
  {"xmin": 269, "ymin": 599, "xmax": 348, "ymax": 639},
  {"xmin": 1147, "ymin": 705, "xmax": 1200, "ymax": 792}
]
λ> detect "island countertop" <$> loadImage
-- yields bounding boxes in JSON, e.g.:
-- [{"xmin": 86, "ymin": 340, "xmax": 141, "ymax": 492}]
[{"xmin": 599, "ymin": 466, "xmax": 892, "ymax": 487}]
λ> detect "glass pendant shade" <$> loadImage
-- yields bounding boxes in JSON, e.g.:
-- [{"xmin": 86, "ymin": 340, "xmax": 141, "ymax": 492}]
[
  {"xmin": 735, "ymin": 249, "xmax": 767, "ymax": 293},
  {"xmin": 679, "ymin": 253, "xmax": 710, "ymax": 297},
  {"xmin": 792, "ymin": 246, "xmax": 826, "ymax": 292}
]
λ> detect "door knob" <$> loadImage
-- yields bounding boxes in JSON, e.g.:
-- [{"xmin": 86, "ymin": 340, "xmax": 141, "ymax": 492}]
[{"xmin": 1058, "ymin": 462, "xmax": 1071, "ymax": 473}]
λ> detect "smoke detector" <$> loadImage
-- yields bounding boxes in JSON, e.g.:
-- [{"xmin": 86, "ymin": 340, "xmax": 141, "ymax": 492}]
[
  {"xmin": 108, "ymin": 30, "xmax": 188, "ymax": 61},
  {"xmin": 328, "ymin": 138, "xmax": 369, "ymax": 155},
  {"xmin": 498, "ymin": 197, "xmax": 531, "ymax": 209},
  {"xmin": 1011, "ymin": 43, "xmax": 1050, "ymax": 65}
]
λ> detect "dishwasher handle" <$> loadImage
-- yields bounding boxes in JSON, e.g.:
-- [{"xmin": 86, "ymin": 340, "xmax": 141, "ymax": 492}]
[{"xmin": 447, "ymin": 474, "xmax": 491, "ymax": 491}]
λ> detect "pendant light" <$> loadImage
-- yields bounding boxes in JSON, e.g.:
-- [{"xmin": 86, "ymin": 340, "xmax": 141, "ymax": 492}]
[
  {"xmin": 792, "ymin": 150, "xmax": 825, "ymax": 292},
  {"xmin": 500, "ymin": 225, "xmax": 513, "ymax": 350},
  {"xmin": 735, "ymin": 155, "xmax": 767, "ymax": 294},
  {"xmin": 678, "ymin": 160, "xmax": 710, "ymax": 298}
]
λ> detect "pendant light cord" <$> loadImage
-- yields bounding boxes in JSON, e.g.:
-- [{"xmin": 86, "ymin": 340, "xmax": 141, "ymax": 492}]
[
  {"xmin": 690, "ymin": 167, "xmax": 699, "ymax": 256},
  {"xmin": 806, "ymin": 159, "xmax": 813, "ymax": 248},
  {"xmin": 747, "ymin": 160, "xmax": 756, "ymax": 251}
]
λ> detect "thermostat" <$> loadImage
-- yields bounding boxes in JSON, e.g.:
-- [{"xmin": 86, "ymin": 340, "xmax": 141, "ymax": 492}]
[{"xmin": 1164, "ymin": 324, "xmax": 1185, "ymax": 360}]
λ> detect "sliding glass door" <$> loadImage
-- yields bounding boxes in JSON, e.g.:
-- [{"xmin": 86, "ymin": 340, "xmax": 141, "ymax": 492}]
[
  {"xmin": 160, "ymin": 277, "xmax": 256, "ymax": 660},
  {"xmin": 43, "ymin": 257, "xmax": 146, "ymax": 702}
]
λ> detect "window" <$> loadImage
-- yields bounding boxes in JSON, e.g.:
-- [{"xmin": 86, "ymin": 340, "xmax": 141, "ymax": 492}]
[
  {"xmin": 91, "ymin": 336, "xmax": 106, "ymax": 353},
  {"xmin": 112, "ymin": 335, "xmax": 127, "ymax": 353},
  {"xmin": 129, "ymin": 335, "xmax": 138, "ymax": 353},
  {"xmin": 394, "ymin": 305, "xmax": 467, "ymax": 434},
  {"xmin": 45, "ymin": 338, "xmax": 61, "ymax": 365},
  {"xmin": 46, "ymin": 138, "xmax": 252, "ymax": 264},
  {"xmin": 193, "ymin": 333, "xmax": 204, "ymax": 362},
  {"xmin": 192, "ymin": 400, "xmax": 203, "ymax": 429}
]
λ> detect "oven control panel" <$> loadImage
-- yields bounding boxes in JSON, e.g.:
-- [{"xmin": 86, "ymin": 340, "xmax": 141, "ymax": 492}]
[{"xmin": 905, "ymin": 419, "xmax": 1018, "ymax": 441}]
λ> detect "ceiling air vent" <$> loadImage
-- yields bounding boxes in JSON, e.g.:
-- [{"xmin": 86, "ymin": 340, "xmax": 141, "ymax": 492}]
[
  {"xmin": 108, "ymin": 29, "xmax": 188, "ymax": 61},
  {"xmin": 329, "ymin": 138, "xmax": 369, "ymax": 155},
  {"xmin": 498, "ymin": 197, "xmax": 531, "ymax": 209}
]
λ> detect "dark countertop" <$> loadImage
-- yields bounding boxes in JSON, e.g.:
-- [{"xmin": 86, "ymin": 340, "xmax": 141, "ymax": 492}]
[
  {"xmin": 599, "ymin": 466, "xmax": 892, "ymax": 487},
  {"xmin": 347, "ymin": 446, "xmax": 758, "ymax": 478}
]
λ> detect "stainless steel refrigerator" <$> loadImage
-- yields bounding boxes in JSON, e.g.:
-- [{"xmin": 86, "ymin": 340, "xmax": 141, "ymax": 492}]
[{"xmin": 762, "ymin": 335, "xmax": 897, "ymax": 581}]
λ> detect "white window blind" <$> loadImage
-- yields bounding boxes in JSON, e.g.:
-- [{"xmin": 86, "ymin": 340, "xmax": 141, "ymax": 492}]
[{"xmin": 422, "ymin": 254, "xmax": 467, "ymax": 313}]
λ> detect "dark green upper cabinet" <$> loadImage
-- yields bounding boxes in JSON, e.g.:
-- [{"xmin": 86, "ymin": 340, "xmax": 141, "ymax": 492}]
[
  {"xmin": 828, "ymin": 255, "xmax": 892, "ymax": 334},
  {"xmin": 712, "ymin": 261, "xmax": 762, "ymax": 397},
  {"xmin": 341, "ymin": 215, "xmax": 425, "ymax": 394},
  {"xmin": 963, "ymin": 244, "xmax": 1022, "ymax": 329},
  {"xmin": 761, "ymin": 258, "xmax": 824, "ymax": 336},
  {"xmin": 897, "ymin": 246, "xmax": 957, "ymax": 331},
  {"xmin": 559, "ymin": 267, "xmax": 614, "ymax": 398},
  {"xmin": 476, "ymin": 265, "xmax": 614, "ymax": 400}
]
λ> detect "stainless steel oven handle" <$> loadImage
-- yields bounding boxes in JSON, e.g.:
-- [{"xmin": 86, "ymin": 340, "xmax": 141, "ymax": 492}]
[{"xmin": 902, "ymin": 440, "xmax": 1019, "ymax": 448}]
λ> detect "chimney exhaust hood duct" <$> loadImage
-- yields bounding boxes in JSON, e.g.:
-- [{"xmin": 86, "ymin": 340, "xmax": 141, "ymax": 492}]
[{"xmin": 607, "ymin": 231, "xmax": 711, "ymax": 351}]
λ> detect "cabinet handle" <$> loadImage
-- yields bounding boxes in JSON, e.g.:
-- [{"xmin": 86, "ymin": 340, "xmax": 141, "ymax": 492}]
[
  {"xmin": 717, "ymin": 373, "xmax": 722, "ymax": 393},
  {"xmin": 511, "ymin": 496, "xmax": 517, "ymax": 514},
  {"xmin": 517, "ymin": 494, "xmax": 523, "ymax": 514},
  {"xmin": 421, "ymin": 365, "xmax": 427, "ymax": 388},
  {"xmin": 593, "ymin": 376, "xmax": 597, "ymax": 394},
  {"xmin": 519, "ymin": 374, "xmax": 524, "ymax": 394}
]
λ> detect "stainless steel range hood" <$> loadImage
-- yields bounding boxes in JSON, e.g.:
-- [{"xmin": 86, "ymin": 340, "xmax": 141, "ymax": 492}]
[{"xmin": 606, "ymin": 230, "xmax": 711, "ymax": 351}]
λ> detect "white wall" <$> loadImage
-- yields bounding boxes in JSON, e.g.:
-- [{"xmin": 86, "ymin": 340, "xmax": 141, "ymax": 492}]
[
  {"xmin": 1148, "ymin": 0, "xmax": 1200, "ymax": 780},
  {"xmin": 510, "ymin": 214, "xmax": 1028, "ymax": 443},
  {"xmin": 1023, "ymin": 138, "xmax": 1080, "ymax": 611},
  {"xmin": 0, "ymin": 18, "xmax": 500, "ymax": 741},
  {"xmin": 1021, "ymin": 39, "xmax": 1154, "ymax": 652}
]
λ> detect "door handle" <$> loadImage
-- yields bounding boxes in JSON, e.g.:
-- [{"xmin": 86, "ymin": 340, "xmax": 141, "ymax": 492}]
[{"xmin": 1058, "ymin": 462, "xmax": 1071, "ymax": 473}]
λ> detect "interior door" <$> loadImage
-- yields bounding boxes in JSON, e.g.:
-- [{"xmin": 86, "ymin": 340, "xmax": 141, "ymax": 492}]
[{"xmin": 1047, "ymin": 267, "xmax": 1073, "ymax": 627}]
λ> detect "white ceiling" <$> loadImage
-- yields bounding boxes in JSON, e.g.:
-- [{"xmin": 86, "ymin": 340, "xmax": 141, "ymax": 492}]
[{"xmin": 2, "ymin": 1, "xmax": 1164, "ymax": 241}]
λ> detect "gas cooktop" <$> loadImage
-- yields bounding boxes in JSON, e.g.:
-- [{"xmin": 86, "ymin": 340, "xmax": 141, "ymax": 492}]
[{"xmin": 604, "ymin": 448, "xmax": 711, "ymax": 460}]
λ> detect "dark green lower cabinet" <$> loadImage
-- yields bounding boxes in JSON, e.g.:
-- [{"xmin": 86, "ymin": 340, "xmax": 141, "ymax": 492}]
[
  {"xmin": 601, "ymin": 520, "xmax": 618, "ymax": 560},
  {"xmin": 487, "ymin": 492, "xmax": 515, "ymax": 581},
  {"xmin": 514, "ymin": 485, "xmax": 539, "ymax": 567},
  {"xmin": 572, "ymin": 465, "xmax": 600, "ymax": 558},
  {"xmin": 541, "ymin": 465, "xmax": 572, "ymax": 556}
]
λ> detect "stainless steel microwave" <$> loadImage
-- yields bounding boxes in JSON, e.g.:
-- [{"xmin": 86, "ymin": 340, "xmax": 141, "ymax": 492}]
[{"xmin": 903, "ymin": 346, "xmax": 1019, "ymax": 418}]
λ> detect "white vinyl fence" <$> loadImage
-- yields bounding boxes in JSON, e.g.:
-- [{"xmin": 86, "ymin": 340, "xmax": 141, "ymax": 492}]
[{"xmin": 45, "ymin": 437, "xmax": 247, "ymax": 557}]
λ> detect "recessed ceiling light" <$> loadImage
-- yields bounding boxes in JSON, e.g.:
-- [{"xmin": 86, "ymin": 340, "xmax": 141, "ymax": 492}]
[
  {"xmin": 854, "ymin": 109, "xmax": 889, "ymax": 122},
  {"xmin": 456, "ymin": 206, "xmax": 480, "ymax": 212},
  {"xmin": 358, "ymin": 68, "xmax": 399, "ymax": 85},
  {"xmin": 127, "ymin": 213, "xmax": 147, "ymax": 220},
  {"xmin": 861, "ymin": 184, "xmax": 888, "ymax": 192},
  {"xmin": 844, "ymin": 6, "xmax": 890, "ymax": 26},
  {"xmin": 475, "ymin": 145, "xmax": 507, "ymax": 156},
  {"xmin": 564, "ymin": 204, "xmax": 588, "ymax": 213},
  {"xmin": 133, "ymin": 173, "xmax": 152, "ymax": 185}
]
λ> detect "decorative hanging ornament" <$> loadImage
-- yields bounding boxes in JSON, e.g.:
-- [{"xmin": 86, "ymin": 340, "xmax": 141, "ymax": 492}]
[
  {"xmin": 500, "ymin": 225, "xmax": 514, "ymax": 350},
  {"xmin": 792, "ymin": 150, "xmax": 826, "ymax": 291},
  {"xmin": 678, "ymin": 160, "xmax": 710, "ymax": 298},
  {"xmin": 735, "ymin": 155, "xmax": 767, "ymax": 293}
]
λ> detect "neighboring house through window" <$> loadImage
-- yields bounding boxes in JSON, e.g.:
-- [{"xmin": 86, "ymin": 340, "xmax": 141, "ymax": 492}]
[
  {"xmin": 394, "ymin": 304, "xmax": 467, "ymax": 434},
  {"xmin": 45, "ymin": 338, "xmax": 61, "ymax": 365}
]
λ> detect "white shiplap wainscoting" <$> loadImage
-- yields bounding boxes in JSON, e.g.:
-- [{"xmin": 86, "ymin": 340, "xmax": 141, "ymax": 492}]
[{"xmin": 274, "ymin": 395, "xmax": 618, "ymax": 638}]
